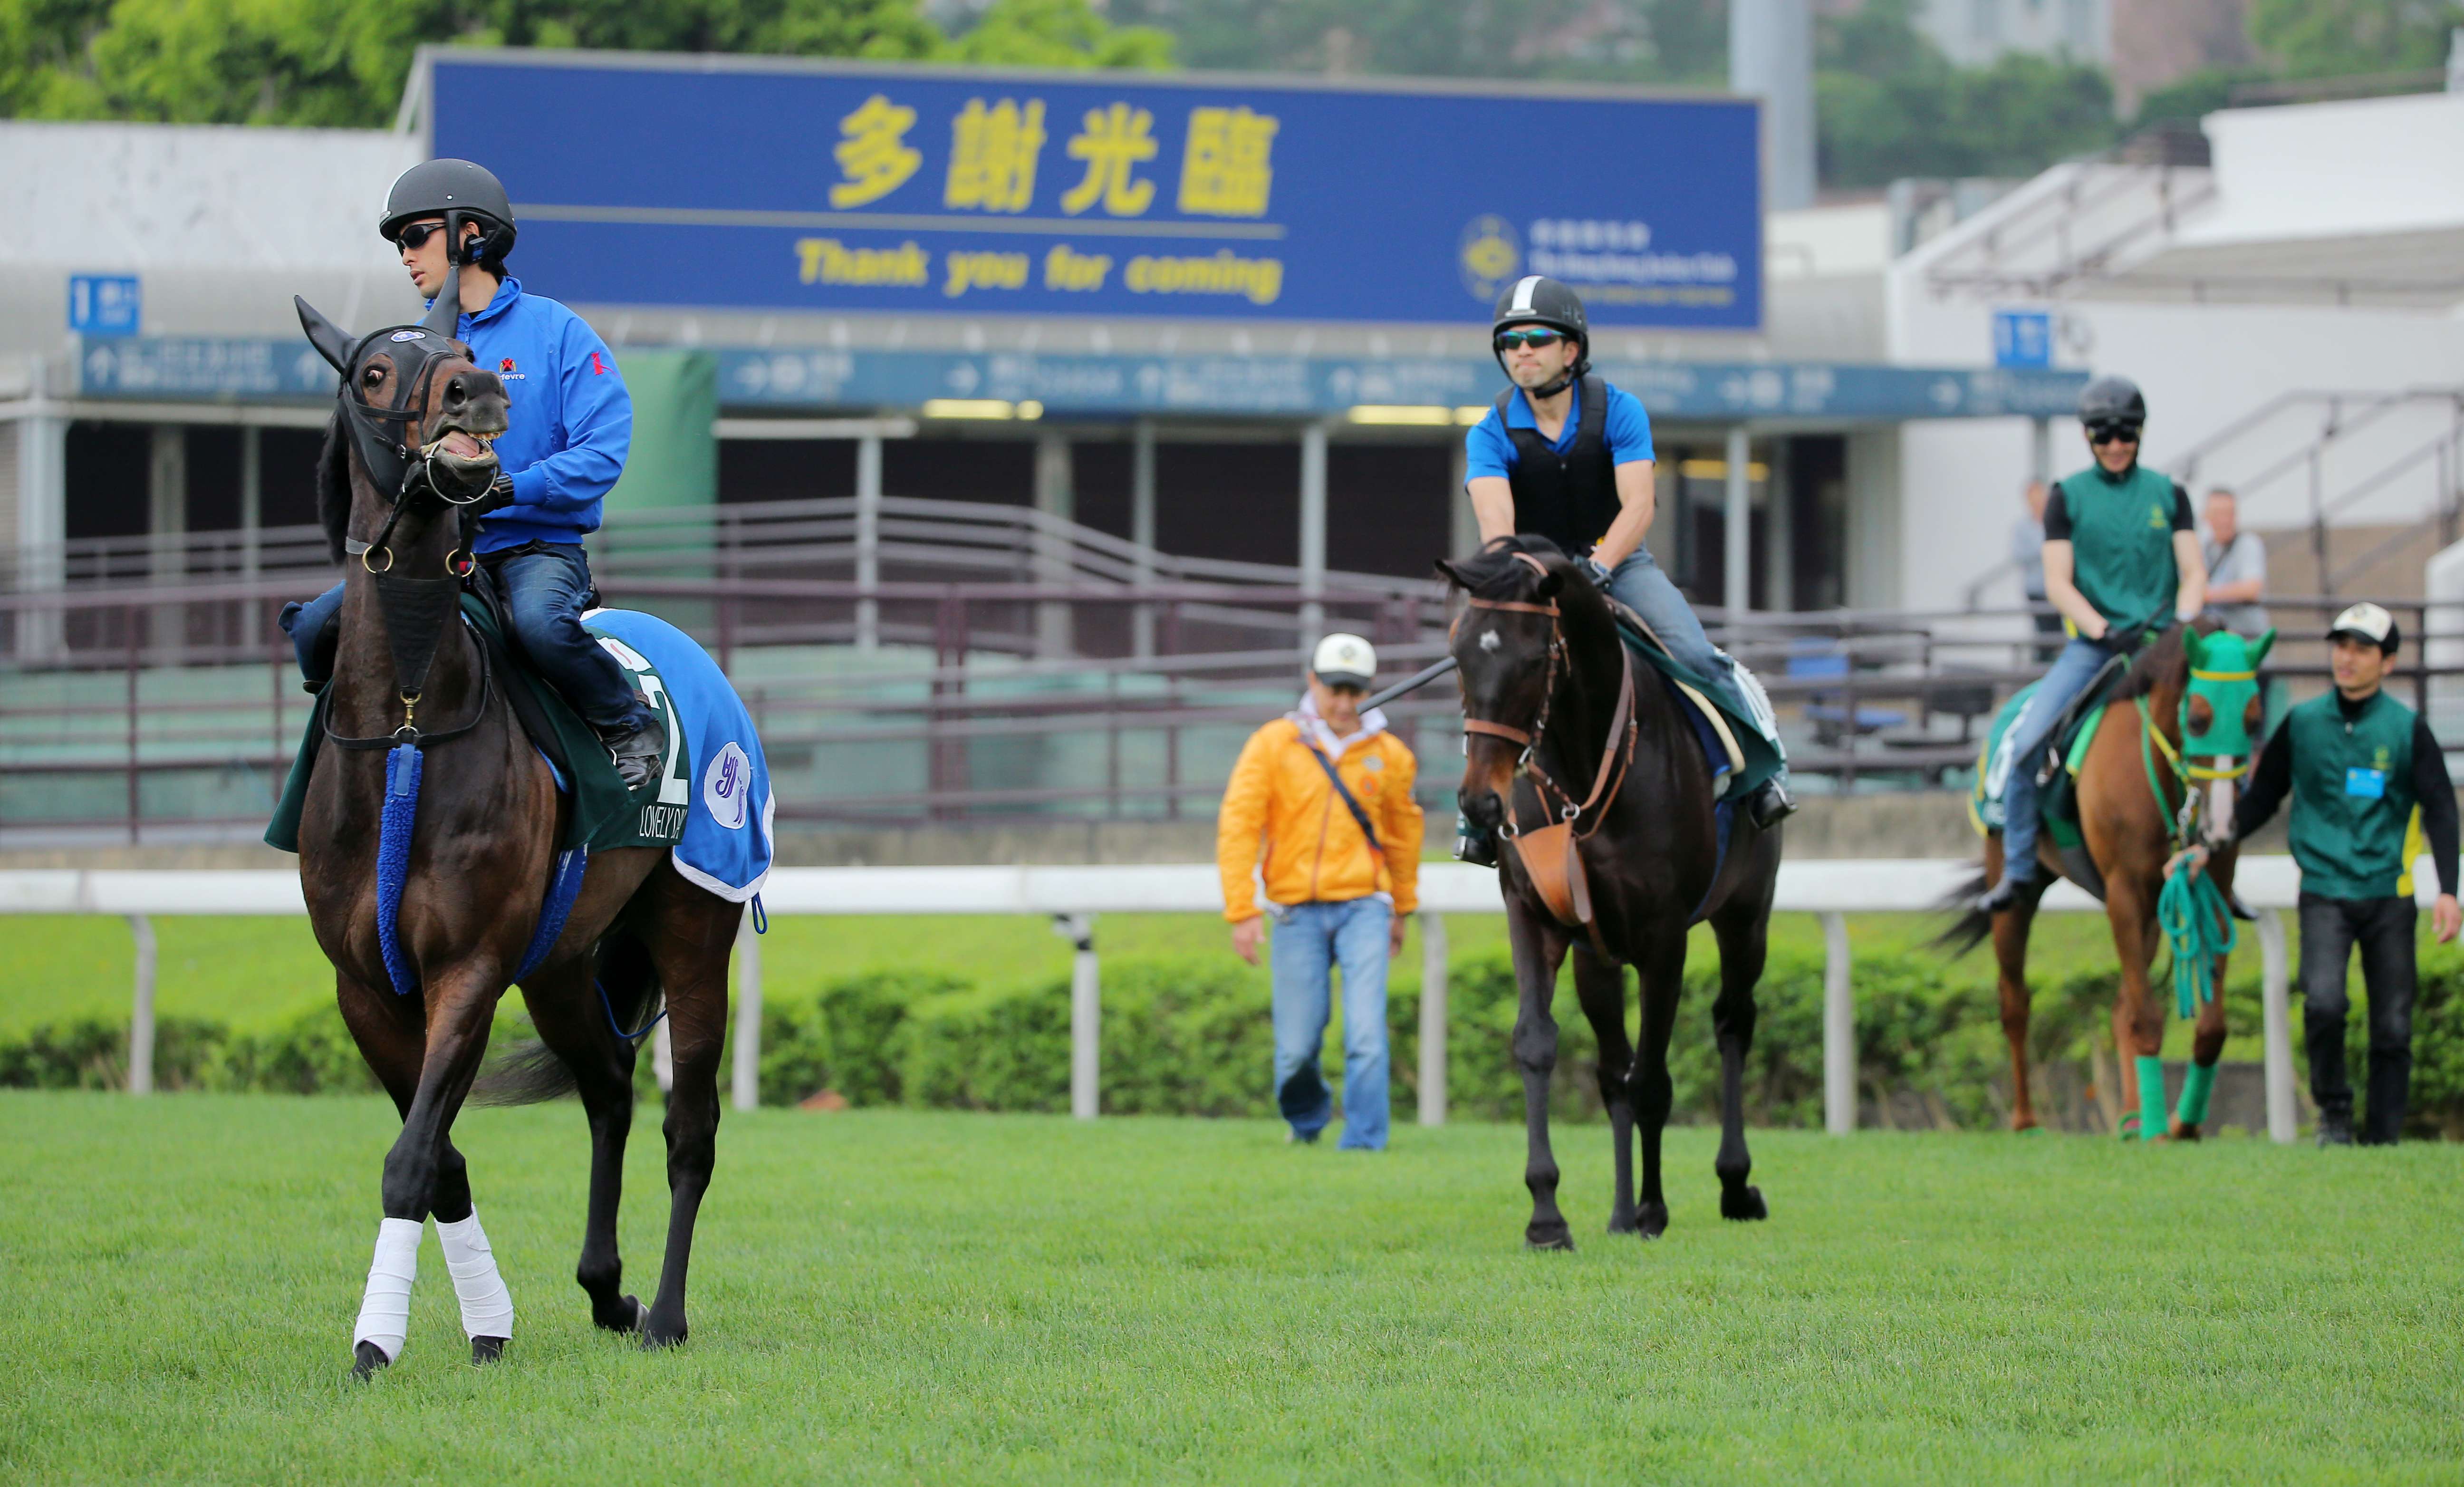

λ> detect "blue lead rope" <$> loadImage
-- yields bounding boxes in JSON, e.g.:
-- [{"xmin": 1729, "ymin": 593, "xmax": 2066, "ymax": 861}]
[
  {"xmin": 515, "ymin": 848, "xmax": 589, "ymax": 983},
  {"xmin": 375, "ymin": 744, "xmax": 424, "ymax": 997}
]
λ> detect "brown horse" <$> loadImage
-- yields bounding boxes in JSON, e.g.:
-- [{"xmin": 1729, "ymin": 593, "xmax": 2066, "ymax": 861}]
[
  {"xmin": 292, "ymin": 297, "xmax": 741, "ymax": 1377},
  {"xmin": 1439, "ymin": 538, "xmax": 1784, "ymax": 1246},
  {"xmin": 1945, "ymin": 621, "xmax": 2265, "ymax": 1138}
]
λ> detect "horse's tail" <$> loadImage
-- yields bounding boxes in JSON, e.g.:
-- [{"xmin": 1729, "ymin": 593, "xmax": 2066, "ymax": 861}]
[
  {"xmin": 472, "ymin": 928, "xmax": 663, "ymax": 1105},
  {"xmin": 1929, "ymin": 862, "xmax": 1996, "ymax": 959}
]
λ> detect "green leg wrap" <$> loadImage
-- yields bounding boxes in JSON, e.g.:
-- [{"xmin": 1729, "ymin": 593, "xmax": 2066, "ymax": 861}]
[
  {"xmin": 2176, "ymin": 1061, "xmax": 2217, "ymax": 1129},
  {"xmin": 2136, "ymin": 1055, "xmax": 2168, "ymax": 1141}
]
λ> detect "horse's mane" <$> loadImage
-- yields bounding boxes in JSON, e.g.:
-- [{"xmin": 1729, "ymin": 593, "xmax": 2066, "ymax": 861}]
[
  {"xmin": 316, "ymin": 407, "xmax": 353, "ymax": 564},
  {"xmin": 1441, "ymin": 536, "xmax": 1613, "ymax": 623},
  {"xmin": 2108, "ymin": 618, "xmax": 2220, "ymax": 703}
]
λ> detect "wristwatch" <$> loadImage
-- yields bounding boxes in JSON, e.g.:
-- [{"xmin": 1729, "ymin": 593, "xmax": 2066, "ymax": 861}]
[{"xmin": 1586, "ymin": 555, "xmax": 1615, "ymax": 585}]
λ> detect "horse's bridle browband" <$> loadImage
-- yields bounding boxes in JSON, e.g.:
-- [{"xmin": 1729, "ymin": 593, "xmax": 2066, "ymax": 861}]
[{"xmin": 1459, "ymin": 552, "xmax": 1639, "ymax": 841}]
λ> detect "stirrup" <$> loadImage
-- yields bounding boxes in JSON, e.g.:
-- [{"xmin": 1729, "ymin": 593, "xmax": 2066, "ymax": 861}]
[
  {"xmin": 600, "ymin": 717, "xmax": 666, "ymax": 792},
  {"xmin": 1746, "ymin": 776, "xmax": 1796, "ymax": 830},
  {"xmin": 1976, "ymin": 872, "xmax": 2034, "ymax": 915}
]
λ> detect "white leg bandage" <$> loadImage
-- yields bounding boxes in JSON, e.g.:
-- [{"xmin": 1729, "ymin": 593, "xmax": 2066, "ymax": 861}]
[
  {"xmin": 435, "ymin": 1209, "xmax": 516, "ymax": 1340},
  {"xmin": 352, "ymin": 1217, "xmax": 423, "ymax": 1363}
]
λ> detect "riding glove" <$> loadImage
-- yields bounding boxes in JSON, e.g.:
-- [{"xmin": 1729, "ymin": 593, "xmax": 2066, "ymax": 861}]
[{"xmin": 2099, "ymin": 620, "xmax": 2151, "ymax": 657}]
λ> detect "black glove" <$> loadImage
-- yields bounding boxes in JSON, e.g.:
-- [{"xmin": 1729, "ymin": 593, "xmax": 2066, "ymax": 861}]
[
  {"xmin": 475, "ymin": 471, "xmax": 516, "ymax": 515},
  {"xmin": 2098, "ymin": 620, "xmax": 2149, "ymax": 656}
]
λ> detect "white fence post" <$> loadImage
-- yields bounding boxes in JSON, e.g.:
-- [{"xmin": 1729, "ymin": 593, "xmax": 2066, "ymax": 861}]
[
  {"xmin": 1056, "ymin": 914, "xmax": 1099, "ymax": 1119},
  {"xmin": 732, "ymin": 912, "xmax": 763, "ymax": 1112},
  {"xmin": 126, "ymin": 914, "xmax": 156, "ymax": 1096},
  {"xmin": 1418, "ymin": 910, "xmax": 1447, "ymax": 1127},
  {"xmin": 2257, "ymin": 908, "xmax": 2296, "ymax": 1144},
  {"xmin": 1821, "ymin": 910, "xmax": 1852, "ymax": 1135}
]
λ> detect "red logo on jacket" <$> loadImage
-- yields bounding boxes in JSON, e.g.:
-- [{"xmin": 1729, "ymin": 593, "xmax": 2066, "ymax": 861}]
[{"xmin": 590, "ymin": 352, "xmax": 609, "ymax": 376}]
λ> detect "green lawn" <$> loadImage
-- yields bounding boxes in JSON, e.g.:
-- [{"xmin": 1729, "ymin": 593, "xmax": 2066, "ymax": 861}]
[
  {"xmin": 0, "ymin": 907, "xmax": 2185, "ymax": 1036},
  {"xmin": 2, "ymin": 1093, "xmax": 2457, "ymax": 1482}
]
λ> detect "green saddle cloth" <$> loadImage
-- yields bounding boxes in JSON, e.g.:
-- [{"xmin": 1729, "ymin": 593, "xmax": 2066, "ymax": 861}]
[
  {"xmin": 1609, "ymin": 613, "xmax": 1786, "ymax": 801},
  {"xmin": 265, "ymin": 592, "xmax": 678, "ymax": 855},
  {"xmin": 1969, "ymin": 673, "xmax": 2119, "ymax": 850}
]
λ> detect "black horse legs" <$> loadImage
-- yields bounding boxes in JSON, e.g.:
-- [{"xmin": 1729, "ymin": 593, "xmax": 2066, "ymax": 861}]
[
  {"xmin": 1709, "ymin": 907, "xmax": 1770, "ymax": 1222},
  {"xmin": 1630, "ymin": 937, "xmax": 1685, "ymax": 1239},
  {"xmin": 637, "ymin": 876, "xmax": 741, "ymax": 1348},
  {"xmin": 1505, "ymin": 901, "xmax": 1574, "ymax": 1251},
  {"xmin": 522, "ymin": 957, "xmax": 645, "ymax": 1333},
  {"xmin": 1571, "ymin": 949, "xmax": 1637, "ymax": 1234}
]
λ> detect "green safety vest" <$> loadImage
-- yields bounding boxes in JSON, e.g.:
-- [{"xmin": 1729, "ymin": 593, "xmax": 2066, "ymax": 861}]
[
  {"xmin": 2286, "ymin": 688, "xmax": 2423, "ymax": 901},
  {"xmin": 2056, "ymin": 464, "xmax": 2179, "ymax": 630}
]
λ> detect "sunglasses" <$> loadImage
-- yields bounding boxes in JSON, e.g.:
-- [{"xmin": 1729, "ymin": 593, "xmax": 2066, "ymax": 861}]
[
  {"xmin": 395, "ymin": 221, "xmax": 457, "ymax": 251},
  {"xmin": 2087, "ymin": 424, "xmax": 2140, "ymax": 446},
  {"xmin": 1494, "ymin": 329, "xmax": 1565, "ymax": 351}
]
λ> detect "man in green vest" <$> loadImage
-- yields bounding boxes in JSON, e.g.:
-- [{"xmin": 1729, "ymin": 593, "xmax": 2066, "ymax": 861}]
[
  {"xmin": 2173, "ymin": 602, "xmax": 2461, "ymax": 1145},
  {"xmin": 1979, "ymin": 376, "xmax": 2208, "ymax": 911}
]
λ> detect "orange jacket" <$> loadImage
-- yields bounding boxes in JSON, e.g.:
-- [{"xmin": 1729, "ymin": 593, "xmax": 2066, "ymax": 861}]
[{"xmin": 1217, "ymin": 714, "xmax": 1423, "ymax": 922}]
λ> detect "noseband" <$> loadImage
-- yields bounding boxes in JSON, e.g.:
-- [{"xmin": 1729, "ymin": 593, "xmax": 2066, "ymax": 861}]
[{"xmin": 1458, "ymin": 552, "xmax": 1637, "ymax": 842}]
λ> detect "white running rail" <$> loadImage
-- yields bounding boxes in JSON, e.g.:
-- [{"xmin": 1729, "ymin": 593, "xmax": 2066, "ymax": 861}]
[{"xmin": 5, "ymin": 858, "xmax": 2352, "ymax": 1143}]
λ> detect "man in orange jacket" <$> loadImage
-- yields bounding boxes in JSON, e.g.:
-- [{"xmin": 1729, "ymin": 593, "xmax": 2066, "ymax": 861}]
[{"xmin": 1218, "ymin": 634, "xmax": 1424, "ymax": 1149}]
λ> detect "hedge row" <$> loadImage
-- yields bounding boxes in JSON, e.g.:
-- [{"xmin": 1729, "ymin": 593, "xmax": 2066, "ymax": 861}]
[{"xmin": 10, "ymin": 947, "xmax": 2462, "ymax": 1136}]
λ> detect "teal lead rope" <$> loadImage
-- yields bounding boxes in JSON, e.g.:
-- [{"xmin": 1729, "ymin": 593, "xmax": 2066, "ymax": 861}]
[{"xmin": 2156, "ymin": 865, "xmax": 2236, "ymax": 1020}]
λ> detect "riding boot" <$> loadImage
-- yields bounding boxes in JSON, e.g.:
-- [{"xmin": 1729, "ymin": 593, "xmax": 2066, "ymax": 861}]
[
  {"xmin": 1453, "ymin": 809, "xmax": 1498, "ymax": 869},
  {"xmin": 2361, "ymin": 1043, "xmax": 2412, "ymax": 1145},
  {"xmin": 2307, "ymin": 1009, "xmax": 2355, "ymax": 1146},
  {"xmin": 598, "ymin": 715, "xmax": 667, "ymax": 792},
  {"xmin": 1747, "ymin": 773, "xmax": 1798, "ymax": 830},
  {"xmin": 1975, "ymin": 867, "xmax": 2035, "ymax": 916}
]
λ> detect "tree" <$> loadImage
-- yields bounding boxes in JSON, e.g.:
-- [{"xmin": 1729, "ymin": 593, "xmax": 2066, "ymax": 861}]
[
  {"xmin": 2249, "ymin": 0, "xmax": 2464, "ymax": 77},
  {"xmin": 0, "ymin": 0, "xmax": 1168, "ymax": 127}
]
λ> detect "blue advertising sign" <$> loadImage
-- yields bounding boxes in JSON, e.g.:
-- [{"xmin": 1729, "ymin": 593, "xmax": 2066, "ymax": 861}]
[
  {"xmin": 68, "ymin": 275, "xmax": 142, "ymax": 338},
  {"xmin": 79, "ymin": 338, "xmax": 336, "ymax": 399},
  {"xmin": 1992, "ymin": 309, "xmax": 2052, "ymax": 368},
  {"xmin": 425, "ymin": 51, "xmax": 1761, "ymax": 330}
]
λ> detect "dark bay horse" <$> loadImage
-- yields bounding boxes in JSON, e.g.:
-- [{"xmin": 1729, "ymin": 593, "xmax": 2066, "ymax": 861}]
[
  {"xmin": 292, "ymin": 298, "xmax": 741, "ymax": 1376},
  {"xmin": 1438, "ymin": 538, "xmax": 1785, "ymax": 1246},
  {"xmin": 1945, "ymin": 620, "xmax": 2270, "ymax": 1138}
]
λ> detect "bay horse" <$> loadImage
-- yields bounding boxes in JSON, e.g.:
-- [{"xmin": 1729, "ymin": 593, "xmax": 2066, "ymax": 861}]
[
  {"xmin": 1438, "ymin": 538, "xmax": 1785, "ymax": 1246},
  {"xmin": 1944, "ymin": 620, "xmax": 2270, "ymax": 1139},
  {"xmin": 291, "ymin": 296, "xmax": 740, "ymax": 1377}
]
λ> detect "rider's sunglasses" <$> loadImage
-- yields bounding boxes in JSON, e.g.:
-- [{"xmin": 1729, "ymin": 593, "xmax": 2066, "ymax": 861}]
[
  {"xmin": 395, "ymin": 221, "xmax": 450, "ymax": 251},
  {"xmin": 1493, "ymin": 329, "xmax": 1564, "ymax": 351},
  {"xmin": 2087, "ymin": 423, "xmax": 2140, "ymax": 446}
]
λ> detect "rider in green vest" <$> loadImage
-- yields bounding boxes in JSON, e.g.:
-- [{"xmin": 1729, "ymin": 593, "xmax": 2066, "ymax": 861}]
[
  {"xmin": 1978, "ymin": 376, "xmax": 2208, "ymax": 912},
  {"xmin": 2173, "ymin": 602, "xmax": 2461, "ymax": 1145}
]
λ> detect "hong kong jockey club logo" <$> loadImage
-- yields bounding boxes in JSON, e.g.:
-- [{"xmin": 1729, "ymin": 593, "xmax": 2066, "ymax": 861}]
[
  {"xmin": 1459, "ymin": 214, "xmax": 1521, "ymax": 301},
  {"xmin": 703, "ymin": 741, "xmax": 753, "ymax": 830}
]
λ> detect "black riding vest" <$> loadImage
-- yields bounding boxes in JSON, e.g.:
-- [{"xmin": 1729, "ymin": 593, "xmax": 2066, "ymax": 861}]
[{"xmin": 1499, "ymin": 375, "xmax": 1619, "ymax": 556}]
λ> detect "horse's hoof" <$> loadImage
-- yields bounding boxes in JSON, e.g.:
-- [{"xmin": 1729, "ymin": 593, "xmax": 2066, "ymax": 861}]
[
  {"xmin": 347, "ymin": 1342, "xmax": 389, "ymax": 1382},
  {"xmin": 2169, "ymin": 1121, "xmax": 2203, "ymax": 1143},
  {"xmin": 1635, "ymin": 1202, "xmax": 1669, "ymax": 1240},
  {"xmin": 1721, "ymin": 1185, "xmax": 1769, "ymax": 1222},
  {"xmin": 471, "ymin": 1336, "xmax": 508, "ymax": 1365},
  {"xmin": 2116, "ymin": 1113, "xmax": 2141, "ymax": 1140},
  {"xmin": 638, "ymin": 1318, "xmax": 689, "ymax": 1351},
  {"xmin": 1606, "ymin": 1214, "xmax": 1637, "ymax": 1236},
  {"xmin": 595, "ymin": 1295, "xmax": 646, "ymax": 1334},
  {"xmin": 1524, "ymin": 1221, "xmax": 1575, "ymax": 1252}
]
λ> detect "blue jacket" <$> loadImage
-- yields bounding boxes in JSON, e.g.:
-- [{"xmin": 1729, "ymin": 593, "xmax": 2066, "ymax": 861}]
[{"xmin": 440, "ymin": 277, "xmax": 632, "ymax": 555}]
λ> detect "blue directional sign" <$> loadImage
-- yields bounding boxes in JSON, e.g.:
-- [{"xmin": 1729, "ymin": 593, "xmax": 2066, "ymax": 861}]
[
  {"xmin": 78, "ymin": 338, "xmax": 336, "ymax": 399},
  {"xmin": 1992, "ymin": 309, "xmax": 2053, "ymax": 369},
  {"xmin": 425, "ymin": 50, "xmax": 1763, "ymax": 330},
  {"xmin": 68, "ymin": 275, "xmax": 142, "ymax": 338}
]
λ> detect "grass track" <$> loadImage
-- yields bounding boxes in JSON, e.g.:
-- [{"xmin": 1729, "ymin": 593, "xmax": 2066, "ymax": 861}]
[{"xmin": 2, "ymin": 1092, "xmax": 2458, "ymax": 1482}]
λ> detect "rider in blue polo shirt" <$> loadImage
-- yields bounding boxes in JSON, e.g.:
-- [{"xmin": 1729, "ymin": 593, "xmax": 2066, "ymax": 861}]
[
  {"xmin": 1455, "ymin": 276, "xmax": 1794, "ymax": 867},
  {"xmin": 281, "ymin": 159, "xmax": 665, "ymax": 787}
]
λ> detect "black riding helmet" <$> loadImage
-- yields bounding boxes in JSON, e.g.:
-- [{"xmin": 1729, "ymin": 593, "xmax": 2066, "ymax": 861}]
[
  {"xmin": 1492, "ymin": 275, "xmax": 1590, "ymax": 397},
  {"xmin": 379, "ymin": 158, "xmax": 517, "ymax": 269},
  {"xmin": 2077, "ymin": 375, "xmax": 2147, "ymax": 431}
]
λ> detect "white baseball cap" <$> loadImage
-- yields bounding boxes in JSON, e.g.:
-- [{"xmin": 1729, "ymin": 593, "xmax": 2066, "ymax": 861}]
[
  {"xmin": 1310, "ymin": 633, "xmax": 1376, "ymax": 688},
  {"xmin": 2326, "ymin": 601, "xmax": 2399, "ymax": 652}
]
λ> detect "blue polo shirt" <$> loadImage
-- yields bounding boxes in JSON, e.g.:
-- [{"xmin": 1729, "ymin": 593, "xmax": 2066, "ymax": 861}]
[{"xmin": 1463, "ymin": 380, "xmax": 1656, "ymax": 483}]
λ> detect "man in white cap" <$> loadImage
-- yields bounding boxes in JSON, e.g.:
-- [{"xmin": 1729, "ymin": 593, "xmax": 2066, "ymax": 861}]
[
  {"xmin": 1217, "ymin": 634, "xmax": 1425, "ymax": 1149},
  {"xmin": 2172, "ymin": 601, "xmax": 2459, "ymax": 1145}
]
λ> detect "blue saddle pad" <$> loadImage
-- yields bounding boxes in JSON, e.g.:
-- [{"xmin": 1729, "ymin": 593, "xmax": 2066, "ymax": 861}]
[{"xmin": 582, "ymin": 609, "xmax": 774, "ymax": 902}]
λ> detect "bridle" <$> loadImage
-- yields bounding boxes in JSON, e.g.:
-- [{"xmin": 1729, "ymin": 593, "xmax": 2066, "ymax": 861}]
[
  {"xmin": 1458, "ymin": 551, "xmax": 1637, "ymax": 842},
  {"xmin": 322, "ymin": 335, "xmax": 496, "ymax": 752}
]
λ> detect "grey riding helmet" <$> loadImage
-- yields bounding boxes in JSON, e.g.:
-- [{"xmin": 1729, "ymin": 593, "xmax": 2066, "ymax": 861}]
[
  {"xmin": 2077, "ymin": 375, "xmax": 2147, "ymax": 433},
  {"xmin": 379, "ymin": 159, "xmax": 517, "ymax": 268},
  {"xmin": 1491, "ymin": 275, "xmax": 1591, "ymax": 393}
]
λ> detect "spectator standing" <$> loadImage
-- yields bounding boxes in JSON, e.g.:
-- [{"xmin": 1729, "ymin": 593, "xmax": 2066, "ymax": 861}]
[
  {"xmin": 2174, "ymin": 602, "xmax": 2461, "ymax": 1145},
  {"xmin": 2201, "ymin": 488, "xmax": 2271, "ymax": 637},
  {"xmin": 1217, "ymin": 634, "xmax": 1424, "ymax": 1150},
  {"xmin": 2012, "ymin": 479, "xmax": 2061, "ymax": 653}
]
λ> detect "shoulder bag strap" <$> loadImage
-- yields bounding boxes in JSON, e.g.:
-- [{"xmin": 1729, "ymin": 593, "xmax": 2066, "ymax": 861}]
[{"xmin": 1299, "ymin": 735, "xmax": 1381, "ymax": 855}]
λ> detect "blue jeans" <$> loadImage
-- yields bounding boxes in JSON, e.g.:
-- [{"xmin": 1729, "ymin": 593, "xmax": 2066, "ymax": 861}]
[
  {"xmin": 1995, "ymin": 636, "xmax": 2111, "ymax": 881},
  {"xmin": 280, "ymin": 545, "xmax": 653, "ymax": 734},
  {"xmin": 1601, "ymin": 547, "xmax": 1781, "ymax": 752},
  {"xmin": 1269, "ymin": 898, "xmax": 1393, "ymax": 1150}
]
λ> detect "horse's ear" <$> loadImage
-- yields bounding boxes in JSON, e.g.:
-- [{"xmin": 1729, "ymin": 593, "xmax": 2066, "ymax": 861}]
[
  {"xmin": 2246, "ymin": 627, "xmax": 2276, "ymax": 669},
  {"xmin": 295, "ymin": 297, "xmax": 354, "ymax": 374},
  {"xmin": 2182, "ymin": 628, "xmax": 2206, "ymax": 668},
  {"xmin": 1535, "ymin": 566, "xmax": 1563, "ymax": 599}
]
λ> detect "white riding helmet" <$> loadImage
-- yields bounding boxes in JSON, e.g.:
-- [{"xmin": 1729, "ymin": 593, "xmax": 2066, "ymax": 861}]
[{"xmin": 1310, "ymin": 633, "xmax": 1377, "ymax": 688}]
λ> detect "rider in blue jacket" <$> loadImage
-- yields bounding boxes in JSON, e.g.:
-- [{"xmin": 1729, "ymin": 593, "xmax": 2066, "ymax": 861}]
[{"xmin": 282, "ymin": 159, "xmax": 665, "ymax": 786}]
